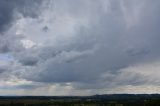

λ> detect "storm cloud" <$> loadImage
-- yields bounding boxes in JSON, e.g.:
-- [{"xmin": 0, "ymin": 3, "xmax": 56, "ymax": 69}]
[{"xmin": 0, "ymin": 0, "xmax": 160, "ymax": 95}]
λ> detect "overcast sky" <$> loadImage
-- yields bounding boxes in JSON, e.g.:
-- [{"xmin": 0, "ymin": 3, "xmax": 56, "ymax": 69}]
[{"xmin": 0, "ymin": 0, "xmax": 160, "ymax": 96}]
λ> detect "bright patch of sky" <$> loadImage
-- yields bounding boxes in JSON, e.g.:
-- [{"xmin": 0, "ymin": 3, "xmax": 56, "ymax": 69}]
[{"xmin": 0, "ymin": 53, "xmax": 14, "ymax": 61}]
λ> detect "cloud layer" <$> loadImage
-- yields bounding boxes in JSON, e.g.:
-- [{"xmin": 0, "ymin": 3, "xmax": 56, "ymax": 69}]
[{"xmin": 0, "ymin": 0, "xmax": 160, "ymax": 95}]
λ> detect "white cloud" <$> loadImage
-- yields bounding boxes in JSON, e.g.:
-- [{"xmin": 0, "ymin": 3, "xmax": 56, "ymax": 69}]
[{"xmin": 21, "ymin": 39, "xmax": 36, "ymax": 49}]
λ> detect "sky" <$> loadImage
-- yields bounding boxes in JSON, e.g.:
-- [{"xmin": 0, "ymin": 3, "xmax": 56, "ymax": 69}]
[{"xmin": 0, "ymin": 0, "xmax": 160, "ymax": 96}]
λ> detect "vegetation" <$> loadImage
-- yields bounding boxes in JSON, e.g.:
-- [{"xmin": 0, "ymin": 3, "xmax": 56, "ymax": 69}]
[{"xmin": 0, "ymin": 94, "xmax": 160, "ymax": 106}]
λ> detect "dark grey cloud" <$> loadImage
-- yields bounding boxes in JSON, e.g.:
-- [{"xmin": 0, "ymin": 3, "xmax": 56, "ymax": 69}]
[
  {"xmin": 1, "ymin": 0, "xmax": 160, "ymax": 94},
  {"xmin": 0, "ymin": 65, "xmax": 8, "ymax": 74},
  {"xmin": 17, "ymin": 0, "xmax": 160, "ymax": 87},
  {"xmin": 0, "ymin": 0, "xmax": 50, "ymax": 54},
  {"xmin": 0, "ymin": 0, "xmax": 14, "ymax": 33},
  {"xmin": 0, "ymin": 0, "xmax": 44, "ymax": 34}
]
